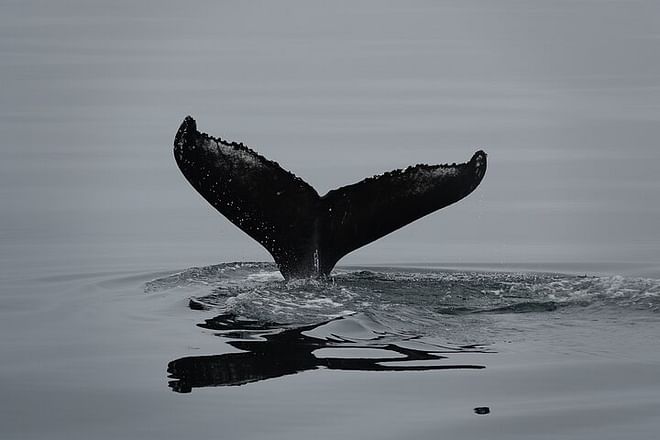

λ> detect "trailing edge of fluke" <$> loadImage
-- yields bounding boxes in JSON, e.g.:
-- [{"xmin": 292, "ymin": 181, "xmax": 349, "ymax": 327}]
[{"xmin": 174, "ymin": 116, "xmax": 486, "ymax": 279}]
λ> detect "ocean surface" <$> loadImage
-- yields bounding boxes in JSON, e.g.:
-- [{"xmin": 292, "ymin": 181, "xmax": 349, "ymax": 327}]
[
  {"xmin": 2, "ymin": 261, "xmax": 660, "ymax": 439},
  {"xmin": 2, "ymin": 1, "xmax": 660, "ymax": 439}
]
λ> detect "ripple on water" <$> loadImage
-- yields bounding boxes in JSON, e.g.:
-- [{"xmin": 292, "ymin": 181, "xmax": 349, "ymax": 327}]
[
  {"xmin": 145, "ymin": 262, "xmax": 660, "ymax": 330},
  {"xmin": 148, "ymin": 263, "xmax": 660, "ymax": 391}
]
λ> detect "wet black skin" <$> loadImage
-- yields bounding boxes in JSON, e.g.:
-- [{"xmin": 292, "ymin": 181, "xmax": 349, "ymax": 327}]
[{"xmin": 174, "ymin": 116, "xmax": 487, "ymax": 279}]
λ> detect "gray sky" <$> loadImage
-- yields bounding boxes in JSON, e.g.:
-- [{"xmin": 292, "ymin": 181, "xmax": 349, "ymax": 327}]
[{"xmin": 1, "ymin": 0, "xmax": 659, "ymax": 272}]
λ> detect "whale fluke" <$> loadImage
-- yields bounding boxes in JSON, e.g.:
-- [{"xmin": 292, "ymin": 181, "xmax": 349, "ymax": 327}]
[{"xmin": 174, "ymin": 116, "xmax": 486, "ymax": 279}]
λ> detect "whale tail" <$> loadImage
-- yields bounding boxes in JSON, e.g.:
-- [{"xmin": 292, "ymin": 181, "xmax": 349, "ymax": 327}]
[{"xmin": 174, "ymin": 116, "xmax": 487, "ymax": 279}]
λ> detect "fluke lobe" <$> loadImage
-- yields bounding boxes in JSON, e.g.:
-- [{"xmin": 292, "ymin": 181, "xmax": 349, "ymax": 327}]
[{"xmin": 174, "ymin": 116, "xmax": 486, "ymax": 279}]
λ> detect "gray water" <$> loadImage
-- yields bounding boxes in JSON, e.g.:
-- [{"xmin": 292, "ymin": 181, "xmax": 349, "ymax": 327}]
[{"xmin": 2, "ymin": 1, "xmax": 660, "ymax": 439}]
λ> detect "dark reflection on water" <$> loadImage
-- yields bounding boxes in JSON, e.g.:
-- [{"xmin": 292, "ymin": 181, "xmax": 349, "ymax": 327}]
[
  {"xmin": 167, "ymin": 314, "xmax": 489, "ymax": 393},
  {"xmin": 159, "ymin": 263, "xmax": 660, "ymax": 394}
]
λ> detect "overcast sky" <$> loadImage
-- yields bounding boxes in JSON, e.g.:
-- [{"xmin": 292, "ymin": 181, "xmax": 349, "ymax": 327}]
[{"xmin": 1, "ymin": 0, "xmax": 659, "ymax": 272}]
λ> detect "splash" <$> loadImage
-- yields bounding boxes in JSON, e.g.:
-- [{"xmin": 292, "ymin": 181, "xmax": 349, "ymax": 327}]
[{"xmin": 146, "ymin": 262, "xmax": 660, "ymax": 333}]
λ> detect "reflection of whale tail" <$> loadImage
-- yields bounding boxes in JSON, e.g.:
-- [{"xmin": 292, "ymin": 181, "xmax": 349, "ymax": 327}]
[
  {"xmin": 174, "ymin": 116, "xmax": 487, "ymax": 278},
  {"xmin": 167, "ymin": 314, "xmax": 487, "ymax": 392}
]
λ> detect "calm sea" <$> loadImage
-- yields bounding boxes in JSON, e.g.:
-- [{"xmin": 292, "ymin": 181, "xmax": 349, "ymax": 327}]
[{"xmin": 1, "ymin": 1, "xmax": 659, "ymax": 438}]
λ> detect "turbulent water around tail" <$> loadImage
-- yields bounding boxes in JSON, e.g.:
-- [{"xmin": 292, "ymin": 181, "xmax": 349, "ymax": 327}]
[
  {"xmin": 146, "ymin": 262, "xmax": 660, "ymax": 324},
  {"xmin": 145, "ymin": 263, "xmax": 660, "ymax": 391}
]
